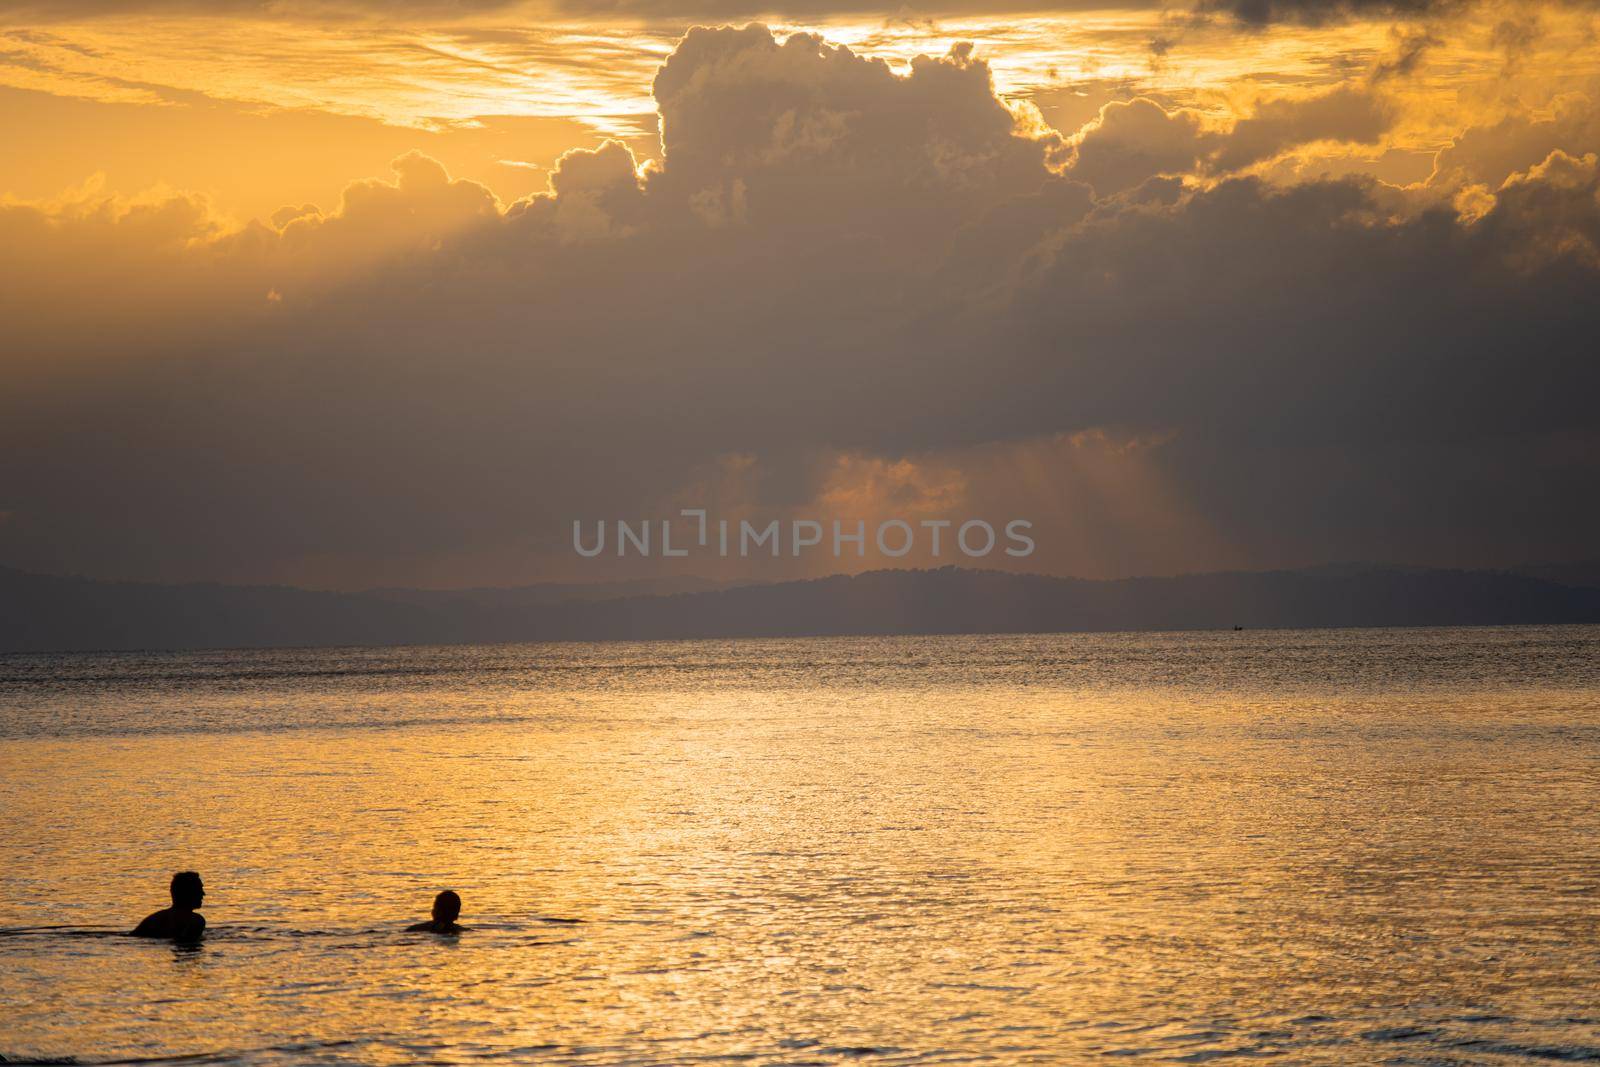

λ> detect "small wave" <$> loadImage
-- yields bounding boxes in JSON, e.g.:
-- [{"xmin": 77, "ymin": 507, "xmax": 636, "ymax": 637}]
[
  {"xmin": 0, "ymin": 923, "xmax": 582, "ymax": 946},
  {"xmin": 1, "ymin": 1039, "xmax": 368, "ymax": 1067},
  {"xmin": 1448, "ymin": 1040, "xmax": 1600, "ymax": 1061},
  {"xmin": 1360, "ymin": 1026, "xmax": 1437, "ymax": 1042},
  {"xmin": 0, "ymin": 927, "xmax": 127, "ymax": 940},
  {"xmin": 815, "ymin": 1048, "xmax": 902, "ymax": 1059}
]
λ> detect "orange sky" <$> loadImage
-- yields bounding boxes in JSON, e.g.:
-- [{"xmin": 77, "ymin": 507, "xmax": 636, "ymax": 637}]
[
  {"xmin": 5, "ymin": 3, "xmax": 1596, "ymax": 220},
  {"xmin": 2, "ymin": 1, "xmax": 1599, "ymax": 587}
]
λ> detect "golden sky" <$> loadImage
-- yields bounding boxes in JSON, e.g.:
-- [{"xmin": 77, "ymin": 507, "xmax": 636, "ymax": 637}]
[
  {"xmin": 2, "ymin": 1, "xmax": 1598, "ymax": 587},
  {"xmin": 6, "ymin": 2, "xmax": 1596, "ymax": 218}
]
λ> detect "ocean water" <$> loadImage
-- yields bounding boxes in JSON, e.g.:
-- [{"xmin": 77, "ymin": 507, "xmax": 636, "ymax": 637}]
[{"xmin": 2, "ymin": 626, "xmax": 1598, "ymax": 1066}]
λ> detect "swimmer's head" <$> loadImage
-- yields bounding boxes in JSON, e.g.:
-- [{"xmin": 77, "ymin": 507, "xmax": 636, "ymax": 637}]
[
  {"xmin": 432, "ymin": 890, "xmax": 461, "ymax": 924},
  {"xmin": 171, "ymin": 871, "xmax": 204, "ymax": 910}
]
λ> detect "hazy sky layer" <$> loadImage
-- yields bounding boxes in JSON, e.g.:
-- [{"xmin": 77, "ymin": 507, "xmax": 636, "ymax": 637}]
[{"xmin": 2, "ymin": 0, "xmax": 1597, "ymax": 588}]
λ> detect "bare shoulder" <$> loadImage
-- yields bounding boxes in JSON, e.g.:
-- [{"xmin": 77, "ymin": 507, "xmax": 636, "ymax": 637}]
[
  {"xmin": 131, "ymin": 908, "xmax": 173, "ymax": 937},
  {"xmin": 131, "ymin": 908, "xmax": 205, "ymax": 941}
]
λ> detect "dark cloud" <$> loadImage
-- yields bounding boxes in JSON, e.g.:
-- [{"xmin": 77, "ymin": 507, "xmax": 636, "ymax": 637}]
[
  {"xmin": 1370, "ymin": 25, "xmax": 1439, "ymax": 81},
  {"xmin": 1214, "ymin": 86, "xmax": 1392, "ymax": 169},
  {"xmin": 1194, "ymin": 0, "xmax": 1593, "ymax": 26},
  {"xmin": 1491, "ymin": 8, "xmax": 1545, "ymax": 71},
  {"xmin": 1063, "ymin": 87, "xmax": 1393, "ymax": 196},
  {"xmin": 1195, "ymin": 0, "xmax": 1461, "ymax": 25},
  {"xmin": 2, "ymin": 24, "xmax": 1598, "ymax": 585},
  {"xmin": 987, "ymin": 162, "xmax": 1600, "ymax": 450}
]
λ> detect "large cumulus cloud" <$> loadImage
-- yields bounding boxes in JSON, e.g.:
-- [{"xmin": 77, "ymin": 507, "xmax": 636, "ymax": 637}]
[
  {"xmin": 2, "ymin": 23, "xmax": 1598, "ymax": 585},
  {"xmin": 1063, "ymin": 88, "xmax": 1395, "ymax": 197}
]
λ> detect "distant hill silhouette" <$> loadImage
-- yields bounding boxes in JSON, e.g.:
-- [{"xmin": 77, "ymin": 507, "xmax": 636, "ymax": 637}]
[
  {"xmin": 2, "ymin": 564, "xmax": 1599, "ymax": 653},
  {"xmin": 369, "ymin": 575, "xmax": 753, "ymax": 608},
  {"xmin": 1512, "ymin": 560, "xmax": 1600, "ymax": 590}
]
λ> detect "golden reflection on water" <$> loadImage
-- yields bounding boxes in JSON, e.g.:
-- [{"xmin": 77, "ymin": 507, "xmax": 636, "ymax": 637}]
[{"xmin": 1, "ymin": 628, "xmax": 1598, "ymax": 1064}]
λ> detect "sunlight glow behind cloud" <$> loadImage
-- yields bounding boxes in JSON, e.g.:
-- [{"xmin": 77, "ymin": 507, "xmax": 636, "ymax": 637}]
[{"xmin": 2, "ymin": 3, "xmax": 1598, "ymax": 585}]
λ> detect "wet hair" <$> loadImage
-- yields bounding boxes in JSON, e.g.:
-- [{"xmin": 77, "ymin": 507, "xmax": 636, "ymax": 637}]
[
  {"xmin": 170, "ymin": 871, "xmax": 203, "ymax": 907},
  {"xmin": 432, "ymin": 890, "xmax": 461, "ymax": 922}
]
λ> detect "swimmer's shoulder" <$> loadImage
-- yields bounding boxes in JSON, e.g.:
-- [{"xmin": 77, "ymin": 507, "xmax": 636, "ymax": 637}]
[
  {"xmin": 131, "ymin": 908, "xmax": 205, "ymax": 941},
  {"xmin": 130, "ymin": 908, "xmax": 174, "ymax": 937}
]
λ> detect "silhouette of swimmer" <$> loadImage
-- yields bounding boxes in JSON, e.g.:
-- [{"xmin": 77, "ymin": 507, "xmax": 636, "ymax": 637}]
[
  {"xmin": 406, "ymin": 890, "xmax": 464, "ymax": 934},
  {"xmin": 131, "ymin": 871, "xmax": 206, "ymax": 941}
]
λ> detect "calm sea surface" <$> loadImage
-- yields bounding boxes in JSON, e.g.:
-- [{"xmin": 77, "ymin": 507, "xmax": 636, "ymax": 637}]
[{"xmin": 2, "ymin": 626, "xmax": 1598, "ymax": 1066}]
